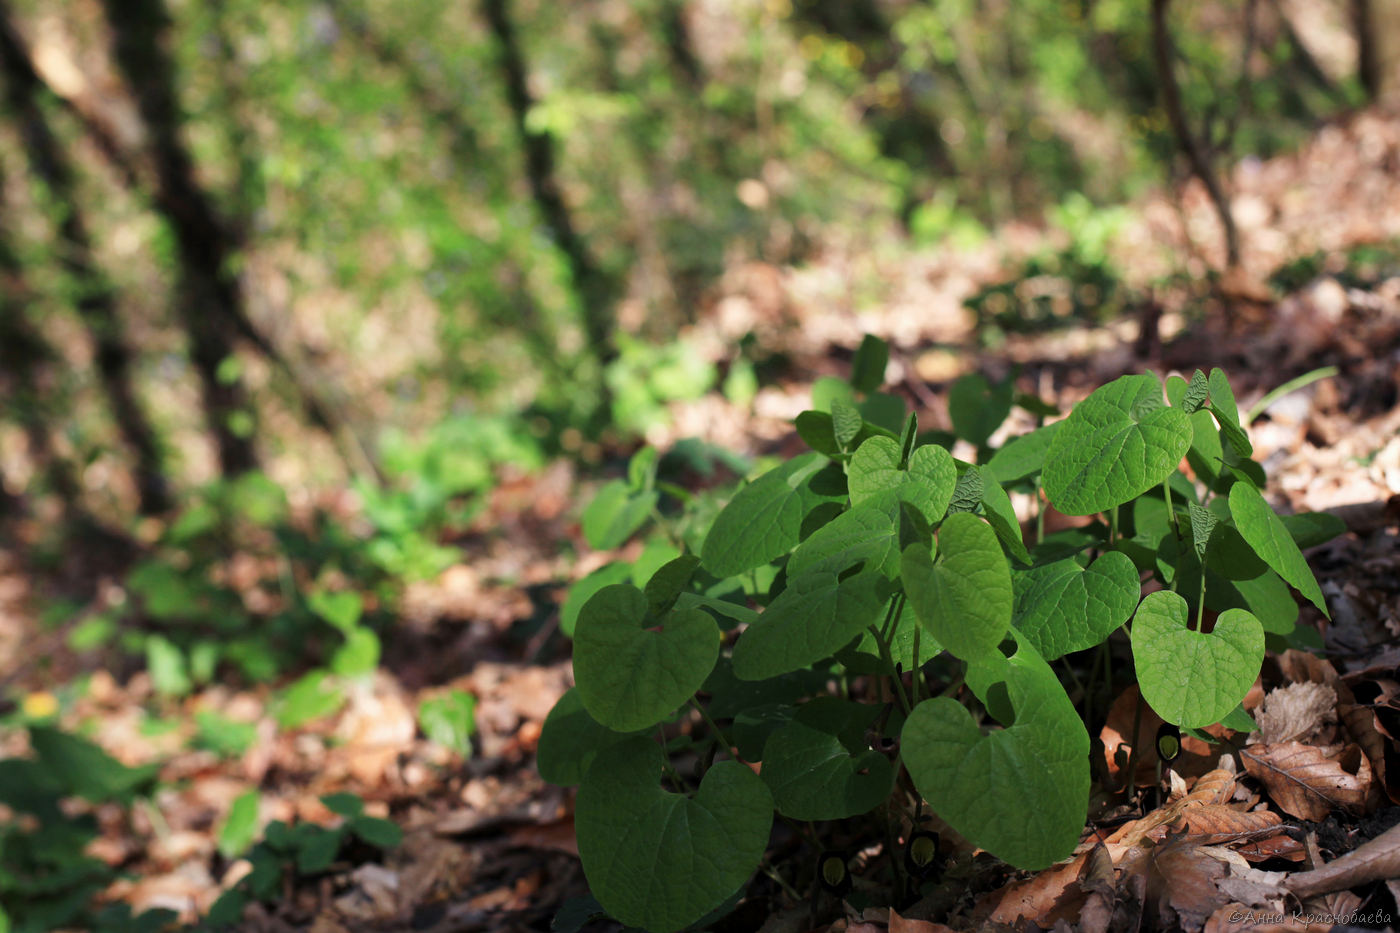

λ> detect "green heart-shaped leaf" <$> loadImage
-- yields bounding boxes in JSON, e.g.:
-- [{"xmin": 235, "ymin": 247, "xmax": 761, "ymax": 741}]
[
  {"xmin": 573, "ymin": 585, "xmax": 719, "ymax": 731},
  {"xmin": 902, "ymin": 513, "xmax": 1012, "ymax": 662},
  {"xmin": 538, "ymin": 688, "xmax": 641, "ymax": 785},
  {"xmin": 1043, "ymin": 373, "xmax": 1192, "ymax": 516},
  {"xmin": 986, "ymin": 421, "xmax": 1062, "ymax": 485},
  {"xmin": 1130, "ymin": 590, "xmax": 1264, "ymax": 728},
  {"xmin": 787, "ymin": 506, "xmax": 898, "ymax": 579},
  {"xmin": 1228, "ymin": 482, "xmax": 1328, "ymax": 616},
  {"xmin": 560, "ymin": 563, "xmax": 632, "ymax": 637},
  {"xmin": 850, "ymin": 334, "xmax": 889, "ymax": 394},
  {"xmin": 1012, "ymin": 550, "xmax": 1139, "ymax": 660},
  {"xmin": 902, "ymin": 637, "xmax": 1088, "ymax": 869},
  {"xmin": 732, "ymin": 570, "xmax": 885, "ymax": 680},
  {"xmin": 576, "ymin": 739, "xmax": 773, "ymax": 933},
  {"xmin": 760, "ymin": 699, "xmax": 893, "ymax": 820},
  {"xmin": 949, "ymin": 372, "xmax": 1013, "ymax": 448},
  {"xmin": 701, "ymin": 454, "xmax": 843, "ymax": 577},
  {"xmin": 848, "ymin": 437, "xmax": 956, "ymax": 525},
  {"xmin": 582, "ymin": 479, "xmax": 657, "ymax": 550}
]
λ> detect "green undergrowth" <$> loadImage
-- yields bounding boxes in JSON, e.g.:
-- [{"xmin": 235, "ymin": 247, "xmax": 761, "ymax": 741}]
[{"xmin": 541, "ymin": 336, "xmax": 1343, "ymax": 932}]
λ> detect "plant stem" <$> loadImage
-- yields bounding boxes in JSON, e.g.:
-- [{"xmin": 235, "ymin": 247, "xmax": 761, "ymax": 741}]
[
  {"xmin": 1244, "ymin": 365, "xmax": 1338, "ymax": 426},
  {"xmin": 649, "ymin": 504, "xmax": 682, "ymax": 549},
  {"xmin": 657, "ymin": 736, "xmax": 692, "ymax": 792},
  {"xmin": 1162, "ymin": 481, "xmax": 1180, "ymax": 537},
  {"xmin": 911, "ymin": 624, "xmax": 923, "ymax": 707},
  {"xmin": 1195, "ymin": 566, "xmax": 1207, "ymax": 632},
  {"xmin": 867, "ymin": 623, "xmax": 912, "ymax": 716},
  {"xmin": 880, "ymin": 593, "xmax": 905, "ymax": 644},
  {"xmin": 690, "ymin": 697, "xmax": 735, "ymax": 760},
  {"xmin": 1034, "ymin": 476, "xmax": 1047, "ymax": 545},
  {"xmin": 1108, "ymin": 503, "xmax": 1119, "ymax": 547},
  {"xmin": 1122, "ymin": 688, "xmax": 1144, "ymax": 799},
  {"xmin": 759, "ymin": 857, "xmax": 803, "ymax": 903}
]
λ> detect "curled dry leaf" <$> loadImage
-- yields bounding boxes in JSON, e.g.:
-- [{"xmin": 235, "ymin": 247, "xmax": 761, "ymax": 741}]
[
  {"xmin": 1078, "ymin": 844, "xmax": 1117, "ymax": 933},
  {"xmin": 1240, "ymin": 741, "xmax": 1373, "ymax": 821},
  {"xmin": 888, "ymin": 909, "xmax": 958, "ymax": 933},
  {"xmin": 1255, "ymin": 682, "xmax": 1336, "ymax": 745},
  {"xmin": 990, "ymin": 771, "xmax": 1282, "ymax": 927},
  {"xmin": 1173, "ymin": 804, "xmax": 1282, "ymax": 839},
  {"xmin": 1233, "ymin": 832, "xmax": 1306, "ymax": 863},
  {"xmin": 1142, "ymin": 837, "xmax": 1229, "ymax": 929},
  {"xmin": 987, "ymin": 856, "xmax": 1088, "ymax": 925},
  {"xmin": 1336, "ymin": 698, "xmax": 1392, "ymax": 807}
]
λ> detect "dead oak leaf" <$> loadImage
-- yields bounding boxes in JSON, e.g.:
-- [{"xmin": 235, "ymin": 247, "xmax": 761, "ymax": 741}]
[{"xmin": 1240, "ymin": 741, "xmax": 1373, "ymax": 821}]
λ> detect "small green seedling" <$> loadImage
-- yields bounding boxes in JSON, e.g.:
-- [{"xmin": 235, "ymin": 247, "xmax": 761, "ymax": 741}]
[
  {"xmin": 541, "ymin": 345, "xmax": 1342, "ymax": 932},
  {"xmin": 205, "ymin": 793, "xmax": 402, "ymax": 929}
]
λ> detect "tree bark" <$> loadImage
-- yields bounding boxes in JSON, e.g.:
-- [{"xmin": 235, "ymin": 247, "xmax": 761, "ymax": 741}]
[
  {"xmin": 1356, "ymin": 0, "xmax": 1400, "ymax": 107},
  {"xmin": 0, "ymin": 4, "xmax": 171, "ymax": 514},
  {"xmin": 0, "ymin": 185, "xmax": 83, "ymax": 508},
  {"xmin": 100, "ymin": 0, "xmax": 259, "ymax": 476},
  {"xmin": 1151, "ymin": 0, "xmax": 1241, "ymax": 269},
  {"xmin": 482, "ymin": 0, "xmax": 618, "ymax": 368}
]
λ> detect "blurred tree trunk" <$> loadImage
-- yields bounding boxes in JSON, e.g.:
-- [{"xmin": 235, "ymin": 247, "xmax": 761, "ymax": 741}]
[
  {"xmin": 1151, "ymin": 0, "xmax": 1241, "ymax": 269},
  {"xmin": 1355, "ymin": 0, "xmax": 1400, "ymax": 106},
  {"xmin": 660, "ymin": 0, "xmax": 703, "ymax": 90},
  {"xmin": 100, "ymin": 0, "xmax": 259, "ymax": 477},
  {"xmin": 0, "ymin": 5, "xmax": 171, "ymax": 515},
  {"xmin": 482, "ymin": 0, "xmax": 619, "ymax": 371},
  {"xmin": 0, "ymin": 189, "xmax": 83, "ymax": 508}
]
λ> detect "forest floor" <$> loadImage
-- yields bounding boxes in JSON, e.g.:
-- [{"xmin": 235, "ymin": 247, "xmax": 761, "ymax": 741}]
[{"xmin": 4, "ymin": 107, "xmax": 1400, "ymax": 933}]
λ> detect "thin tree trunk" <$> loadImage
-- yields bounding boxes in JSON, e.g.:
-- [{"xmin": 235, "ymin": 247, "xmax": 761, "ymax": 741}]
[
  {"xmin": 0, "ymin": 4, "xmax": 171, "ymax": 514},
  {"xmin": 100, "ymin": 0, "xmax": 259, "ymax": 476},
  {"xmin": 0, "ymin": 185, "xmax": 83, "ymax": 508},
  {"xmin": 660, "ymin": 0, "xmax": 703, "ymax": 90},
  {"xmin": 482, "ymin": 0, "xmax": 618, "ymax": 368},
  {"xmin": 1352, "ymin": 0, "xmax": 1380, "ymax": 99},
  {"xmin": 1151, "ymin": 0, "xmax": 1241, "ymax": 270}
]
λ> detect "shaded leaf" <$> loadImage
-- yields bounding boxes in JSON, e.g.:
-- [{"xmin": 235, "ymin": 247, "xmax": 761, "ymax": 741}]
[
  {"xmin": 903, "ymin": 514, "xmax": 1012, "ymax": 662},
  {"xmin": 573, "ymin": 585, "xmax": 719, "ymax": 731},
  {"xmin": 700, "ymin": 454, "xmax": 842, "ymax": 577},
  {"xmin": 902, "ymin": 636, "xmax": 1088, "ymax": 870},
  {"xmin": 732, "ymin": 570, "xmax": 885, "ymax": 680},
  {"xmin": 576, "ymin": 739, "xmax": 772, "ymax": 932}
]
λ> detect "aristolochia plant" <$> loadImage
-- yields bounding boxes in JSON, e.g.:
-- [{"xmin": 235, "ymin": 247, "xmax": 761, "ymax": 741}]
[{"xmin": 540, "ymin": 337, "xmax": 1342, "ymax": 932}]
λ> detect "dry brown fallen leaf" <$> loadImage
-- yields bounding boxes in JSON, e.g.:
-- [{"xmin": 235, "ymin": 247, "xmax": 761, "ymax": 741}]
[
  {"xmin": 1255, "ymin": 682, "xmax": 1336, "ymax": 745},
  {"xmin": 1284, "ymin": 819, "xmax": 1400, "ymax": 898},
  {"xmin": 1100, "ymin": 685, "xmax": 1225, "ymax": 787},
  {"xmin": 987, "ymin": 768, "xmax": 1291, "ymax": 926},
  {"xmin": 1240, "ymin": 741, "xmax": 1373, "ymax": 821},
  {"xmin": 887, "ymin": 908, "xmax": 957, "ymax": 933}
]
